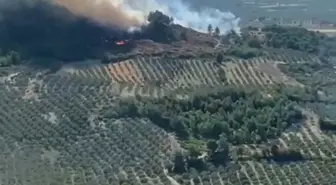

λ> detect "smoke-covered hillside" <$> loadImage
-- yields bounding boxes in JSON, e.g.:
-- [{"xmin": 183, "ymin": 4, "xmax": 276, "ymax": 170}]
[
  {"xmin": 0, "ymin": 0, "xmax": 133, "ymax": 61},
  {"xmin": 0, "ymin": 0, "xmax": 240, "ymax": 62}
]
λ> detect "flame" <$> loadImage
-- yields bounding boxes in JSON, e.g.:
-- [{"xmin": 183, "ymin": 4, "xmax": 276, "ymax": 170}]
[{"xmin": 115, "ymin": 40, "xmax": 125, "ymax": 45}]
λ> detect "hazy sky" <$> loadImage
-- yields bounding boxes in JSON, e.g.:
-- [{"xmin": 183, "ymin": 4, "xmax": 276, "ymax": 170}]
[{"xmin": 185, "ymin": 0, "xmax": 336, "ymax": 22}]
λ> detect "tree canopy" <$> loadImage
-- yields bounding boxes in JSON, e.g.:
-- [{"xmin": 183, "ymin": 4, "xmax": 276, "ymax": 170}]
[{"xmin": 99, "ymin": 85, "xmax": 306, "ymax": 170}]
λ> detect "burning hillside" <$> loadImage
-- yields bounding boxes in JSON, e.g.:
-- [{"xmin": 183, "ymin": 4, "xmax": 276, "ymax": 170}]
[
  {"xmin": 0, "ymin": 0, "xmax": 131, "ymax": 61},
  {"xmin": 0, "ymin": 0, "xmax": 235, "ymax": 62}
]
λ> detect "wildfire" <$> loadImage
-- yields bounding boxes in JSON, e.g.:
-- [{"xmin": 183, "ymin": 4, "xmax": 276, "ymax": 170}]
[{"xmin": 115, "ymin": 40, "xmax": 125, "ymax": 45}]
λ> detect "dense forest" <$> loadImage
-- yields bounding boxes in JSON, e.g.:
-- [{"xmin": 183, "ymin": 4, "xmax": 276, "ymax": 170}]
[
  {"xmin": 96, "ymin": 85, "xmax": 307, "ymax": 171},
  {"xmin": 261, "ymin": 25, "xmax": 336, "ymax": 58}
]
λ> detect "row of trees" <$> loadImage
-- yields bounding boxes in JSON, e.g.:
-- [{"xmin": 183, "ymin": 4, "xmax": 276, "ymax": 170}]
[{"xmin": 207, "ymin": 24, "xmax": 221, "ymax": 36}]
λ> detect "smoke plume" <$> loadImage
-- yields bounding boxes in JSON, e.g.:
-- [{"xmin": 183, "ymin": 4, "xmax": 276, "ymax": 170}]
[{"xmin": 50, "ymin": 0, "xmax": 240, "ymax": 33}]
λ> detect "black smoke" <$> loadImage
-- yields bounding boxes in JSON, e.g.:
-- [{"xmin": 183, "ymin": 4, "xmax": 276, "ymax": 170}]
[
  {"xmin": 0, "ymin": 0, "xmax": 178, "ymax": 62},
  {"xmin": 0, "ymin": 0, "xmax": 132, "ymax": 61}
]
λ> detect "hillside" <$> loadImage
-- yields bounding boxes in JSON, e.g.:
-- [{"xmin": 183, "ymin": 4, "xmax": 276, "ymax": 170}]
[{"xmin": 2, "ymin": 2, "xmax": 336, "ymax": 185}]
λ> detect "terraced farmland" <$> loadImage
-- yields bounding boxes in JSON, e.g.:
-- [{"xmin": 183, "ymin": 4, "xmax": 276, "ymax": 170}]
[
  {"xmin": 223, "ymin": 58, "xmax": 302, "ymax": 87},
  {"xmin": 51, "ymin": 54, "xmax": 309, "ymax": 98},
  {"xmin": 69, "ymin": 57, "xmax": 224, "ymax": 88},
  {"xmin": 0, "ymin": 52, "xmax": 335, "ymax": 185}
]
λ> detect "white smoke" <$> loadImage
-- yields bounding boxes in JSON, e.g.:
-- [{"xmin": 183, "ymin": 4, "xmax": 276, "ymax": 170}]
[
  {"xmin": 155, "ymin": 0, "xmax": 240, "ymax": 33},
  {"xmin": 51, "ymin": 0, "xmax": 240, "ymax": 34}
]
